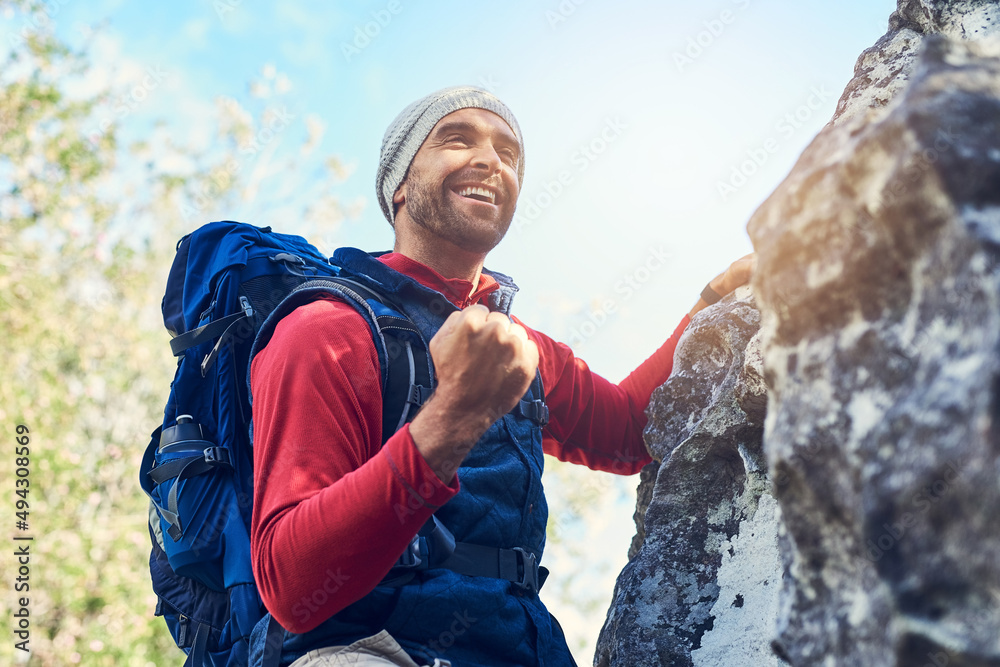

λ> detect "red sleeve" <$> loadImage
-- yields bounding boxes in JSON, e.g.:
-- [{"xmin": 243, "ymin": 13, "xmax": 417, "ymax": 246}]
[
  {"xmin": 249, "ymin": 297, "xmax": 458, "ymax": 634},
  {"xmin": 517, "ymin": 315, "xmax": 690, "ymax": 475}
]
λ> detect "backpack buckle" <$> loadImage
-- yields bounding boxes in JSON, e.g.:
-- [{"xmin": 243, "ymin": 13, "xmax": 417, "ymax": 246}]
[
  {"xmin": 395, "ymin": 535, "xmax": 424, "ymax": 569},
  {"xmin": 519, "ymin": 399, "xmax": 549, "ymax": 427},
  {"xmin": 512, "ymin": 547, "xmax": 539, "ymax": 593},
  {"xmin": 405, "ymin": 384, "xmax": 432, "ymax": 407},
  {"xmin": 202, "ymin": 447, "xmax": 232, "ymax": 468}
]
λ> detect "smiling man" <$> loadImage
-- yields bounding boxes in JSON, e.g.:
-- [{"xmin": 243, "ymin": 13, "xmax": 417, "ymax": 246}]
[
  {"xmin": 391, "ymin": 108, "xmax": 520, "ymax": 262},
  {"xmin": 249, "ymin": 86, "xmax": 751, "ymax": 667}
]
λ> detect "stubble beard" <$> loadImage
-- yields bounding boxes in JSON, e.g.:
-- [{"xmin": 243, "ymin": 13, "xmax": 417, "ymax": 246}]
[{"xmin": 403, "ymin": 166, "xmax": 515, "ymax": 255}]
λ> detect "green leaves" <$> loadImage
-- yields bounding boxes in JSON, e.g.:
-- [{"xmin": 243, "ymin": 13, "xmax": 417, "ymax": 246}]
[{"xmin": 0, "ymin": 3, "xmax": 353, "ymax": 663}]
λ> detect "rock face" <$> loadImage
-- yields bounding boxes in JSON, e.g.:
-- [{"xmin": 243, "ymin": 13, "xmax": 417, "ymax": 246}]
[
  {"xmin": 599, "ymin": 2, "xmax": 1000, "ymax": 666},
  {"xmin": 834, "ymin": 0, "xmax": 1000, "ymax": 126},
  {"xmin": 595, "ymin": 288, "xmax": 780, "ymax": 667},
  {"xmin": 749, "ymin": 32, "xmax": 1000, "ymax": 667}
]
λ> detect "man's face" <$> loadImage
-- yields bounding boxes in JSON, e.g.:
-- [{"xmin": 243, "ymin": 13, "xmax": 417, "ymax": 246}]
[{"xmin": 393, "ymin": 108, "xmax": 521, "ymax": 255}]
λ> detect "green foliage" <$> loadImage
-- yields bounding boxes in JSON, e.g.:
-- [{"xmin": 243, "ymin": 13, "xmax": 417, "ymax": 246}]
[
  {"xmin": 0, "ymin": 2, "xmax": 347, "ymax": 664},
  {"xmin": 0, "ymin": 4, "xmax": 626, "ymax": 665}
]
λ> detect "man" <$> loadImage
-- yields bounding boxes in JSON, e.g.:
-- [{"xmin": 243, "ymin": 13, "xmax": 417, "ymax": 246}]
[{"xmin": 249, "ymin": 86, "xmax": 752, "ymax": 667}]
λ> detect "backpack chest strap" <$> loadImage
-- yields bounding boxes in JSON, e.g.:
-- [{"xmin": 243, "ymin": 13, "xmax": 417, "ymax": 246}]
[{"xmin": 383, "ymin": 517, "xmax": 547, "ymax": 595}]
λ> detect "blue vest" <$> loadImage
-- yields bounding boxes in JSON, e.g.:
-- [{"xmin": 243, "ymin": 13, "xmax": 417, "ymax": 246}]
[{"xmin": 251, "ymin": 248, "xmax": 575, "ymax": 667}]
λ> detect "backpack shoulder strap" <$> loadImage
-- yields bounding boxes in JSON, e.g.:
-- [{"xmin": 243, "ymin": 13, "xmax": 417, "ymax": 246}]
[{"xmin": 249, "ymin": 276, "xmax": 433, "ymax": 444}]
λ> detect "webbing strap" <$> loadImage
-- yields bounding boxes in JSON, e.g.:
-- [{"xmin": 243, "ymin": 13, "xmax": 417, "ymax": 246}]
[
  {"xmin": 147, "ymin": 451, "xmax": 234, "ymax": 541},
  {"xmin": 183, "ymin": 621, "xmax": 210, "ymax": 667},
  {"xmin": 199, "ymin": 314, "xmax": 249, "ymax": 377},
  {"xmin": 390, "ymin": 525, "xmax": 546, "ymax": 595},
  {"xmin": 169, "ymin": 310, "xmax": 246, "ymax": 357},
  {"xmin": 393, "ymin": 341, "xmax": 419, "ymax": 434},
  {"xmin": 170, "ymin": 296, "xmax": 254, "ymax": 375},
  {"xmin": 520, "ymin": 372, "xmax": 549, "ymax": 426},
  {"xmin": 440, "ymin": 544, "xmax": 545, "ymax": 593},
  {"xmin": 147, "ymin": 448, "xmax": 232, "ymax": 485}
]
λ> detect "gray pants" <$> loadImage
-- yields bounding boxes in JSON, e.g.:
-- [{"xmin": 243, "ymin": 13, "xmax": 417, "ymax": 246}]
[{"xmin": 288, "ymin": 630, "xmax": 451, "ymax": 667}]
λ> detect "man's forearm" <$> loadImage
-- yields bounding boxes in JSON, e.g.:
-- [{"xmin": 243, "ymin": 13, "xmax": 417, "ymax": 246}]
[{"xmin": 409, "ymin": 395, "xmax": 493, "ymax": 483}]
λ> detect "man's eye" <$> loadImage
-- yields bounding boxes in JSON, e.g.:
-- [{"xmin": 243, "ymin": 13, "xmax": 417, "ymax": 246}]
[{"xmin": 500, "ymin": 149, "xmax": 518, "ymax": 166}]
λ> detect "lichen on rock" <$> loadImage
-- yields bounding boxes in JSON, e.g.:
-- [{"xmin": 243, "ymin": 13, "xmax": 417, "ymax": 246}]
[
  {"xmin": 595, "ymin": 288, "xmax": 780, "ymax": 667},
  {"xmin": 749, "ymin": 32, "xmax": 1000, "ymax": 666},
  {"xmin": 598, "ymin": 2, "xmax": 1000, "ymax": 665}
]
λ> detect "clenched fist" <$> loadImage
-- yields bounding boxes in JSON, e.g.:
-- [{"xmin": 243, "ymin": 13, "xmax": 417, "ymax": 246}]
[{"xmin": 410, "ymin": 305, "xmax": 539, "ymax": 482}]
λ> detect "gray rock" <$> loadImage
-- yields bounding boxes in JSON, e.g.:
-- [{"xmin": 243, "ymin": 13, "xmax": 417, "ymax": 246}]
[
  {"xmin": 749, "ymin": 27, "xmax": 1000, "ymax": 667},
  {"xmin": 834, "ymin": 0, "xmax": 1000, "ymax": 126},
  {"xmin": 598, "ymin": 3, "xmax": 1000, "ymax": 666},
  {"xmin": 595, "ymin": 288, "xmax": 781, "ymax": 667}
]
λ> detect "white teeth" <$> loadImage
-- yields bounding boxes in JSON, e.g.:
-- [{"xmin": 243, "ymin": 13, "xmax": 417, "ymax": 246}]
[{"xmin": 458, "ymin": 186, "xmax": 496, "ymax": 204}]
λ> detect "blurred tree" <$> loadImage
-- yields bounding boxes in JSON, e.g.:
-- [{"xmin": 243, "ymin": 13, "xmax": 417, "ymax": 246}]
[
  {"xmin": 0, "ymin": 1, "xmax": 349, "ymax": 664},
  {"xmin": 0, "ymin": 2, "xmax": 630, "ymax": 665}
]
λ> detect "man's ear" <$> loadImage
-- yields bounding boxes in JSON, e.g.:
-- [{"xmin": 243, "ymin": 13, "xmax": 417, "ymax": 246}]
[{"xmin": 392, "ymin": 183, "xmax": 406, "ymax": 207}]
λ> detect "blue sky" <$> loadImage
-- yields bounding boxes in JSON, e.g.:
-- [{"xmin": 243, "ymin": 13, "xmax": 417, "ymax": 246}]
[
  {"xmin": 17, "ymin": 0, "xmax": 900, "ymax": 660},
  {"xmin": 38, "ymin": 0, "xmax": 897, "ymax": 382}
]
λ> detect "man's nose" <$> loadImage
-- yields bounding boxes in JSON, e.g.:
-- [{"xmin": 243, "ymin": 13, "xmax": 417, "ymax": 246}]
[{"xmin": 470, "ymin": 144, "xmax": 502, "ymax": 173}]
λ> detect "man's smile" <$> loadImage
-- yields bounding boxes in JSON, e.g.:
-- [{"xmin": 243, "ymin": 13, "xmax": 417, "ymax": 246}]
[{"xmin": 453, "ymin": 183, "xmax": 498, "ymax": 205}]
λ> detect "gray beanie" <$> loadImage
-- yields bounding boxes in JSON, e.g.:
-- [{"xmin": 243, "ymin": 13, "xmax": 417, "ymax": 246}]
[{"xmin": 376, "ymin": 85, "xmax": 525, "ymax": 225}]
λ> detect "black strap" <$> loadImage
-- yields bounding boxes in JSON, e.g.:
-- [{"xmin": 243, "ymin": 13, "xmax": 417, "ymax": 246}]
[
  {"xmin": 388, "ymin": 519, "xmax": 545, "ymax": 594},
  {"xmin": 518, "ymin": 371, "xmax": 549, "ymax": 426},
  {"xmin": 198, "ymin": 314, "xmax": 249, "ymax": 377},
  {"xmin": 441, "ymin": 544, "xmax": 545, "ymax": 594},
  {"xmin": 147, "ymin": 448, "xmax": 232, "ymax": 485},
  {"xmin": 169, "ymin": 310, "xmax": 247, "ymax": 357},
  {"xmin": 170, "ymin": 296, "xmax": 254, "ymax": 376},
  {"xmin": 184, "ymin": 621, "xmax": 210, "ymax": 667},
  {"xmin": 146, "ymin": 449, "xmax": 234, "ymax": 541},
  {"xmin": 405, "ymin": 384, "xmax": 433, "ymax": 407},
  {"xmin": 381, "ymin": 326, "xmax": 432, "ymax": 440},
  {"xmin": 701, "ymin": 283, "xmax": 723, "ymax": 305}
]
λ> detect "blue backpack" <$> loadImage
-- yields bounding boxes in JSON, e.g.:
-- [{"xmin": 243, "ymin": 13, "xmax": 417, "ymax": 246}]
[{"xmin": 140, "ymin": 221, "xmax": 431, "ymax": 666}]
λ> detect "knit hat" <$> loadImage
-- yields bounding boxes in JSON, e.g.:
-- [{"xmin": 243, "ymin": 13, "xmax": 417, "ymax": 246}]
[{"xmin": 376, "ymin": 85, "xmax": 525, "ymax": 225}]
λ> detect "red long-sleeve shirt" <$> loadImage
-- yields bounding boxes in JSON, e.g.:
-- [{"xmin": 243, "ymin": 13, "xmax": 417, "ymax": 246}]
[{"xmin": 250, "ymin": 252, "xmax": 689, "ymax": 633}]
